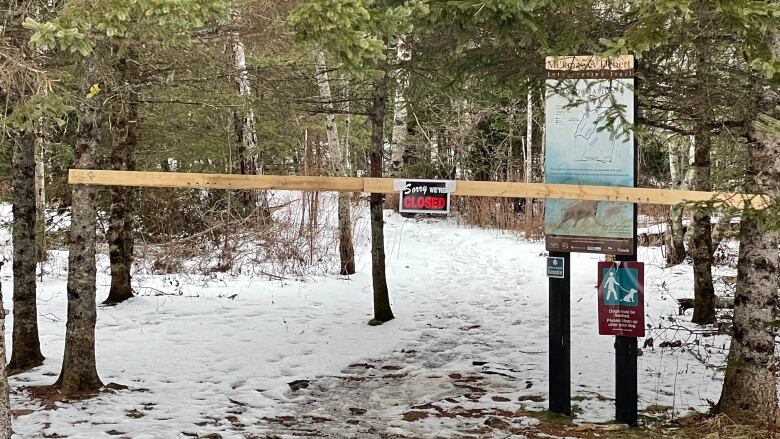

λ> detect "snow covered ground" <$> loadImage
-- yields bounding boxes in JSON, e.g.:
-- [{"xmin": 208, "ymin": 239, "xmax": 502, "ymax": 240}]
[{"xmin": 0, "ymin": 201, "xmax": 734, "ymax": 438}]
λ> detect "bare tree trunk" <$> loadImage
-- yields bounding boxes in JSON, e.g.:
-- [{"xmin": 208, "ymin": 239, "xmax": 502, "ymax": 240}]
[
  {"xmin": 389, "ymin": 37, "xmax": 411, "ymax": 175},
  {"xmin": 340, "ymin": 74, "xmax": 353, "ymax": 175},
  {"xmin": 56, "ymin": 53, "xmax": 104, "ymax": 395},
  {"xmin": 524, "ymin": 90, "xmax": 533, "ymax": 218},
  {"xmin": 665, "ymin": 137, "xmax": 686, "ymax": 265},
  {"xmin": 0, "ymin": 265, "xmax": 13, "ymax": 439},
  {"xmin": 9, "ymin": 129, "xmax": 45, "ymax": 373},
  {"xmin": 539, "ymin": 89, "xmax": 546, "ymax": 187},
  {"xmin": 313, "ymin": 48, "xmax": 355, "ymax": 275},
  {"xmin": 689, "ymin": 127, "xmax": 715, "ymax": 324},
  {"xmin": 506, "ymin": 102, "xmax": 514, "ymax": 180},
  {"xmin": 105, "ymin": 55, "xmax": 138, "ymax": 305},
  {"xmin": 709, "ymin": 212, "xmax": 732, "ymax": 255},
  {"xmin": 35, "ymin": 125, "xmax": 46, "ymax": 263},
  {"xmin": 229, "ymin": 7, "xmax": 260, "ymax": 210},
  {"xmin": 717, "ymin": 30, "xmax": 780, "ymax": 425},
  {"xmin": 368, "ymin": 63, "xmax": 394, "ymax": 325},
  {"xmin": 665, "ymin": 205, "xmax": 686, "ymax": 264},
  {"xmin": 689, "ymin": 32, "xmax": 716, "ymax": 324},
  {"xmin": 718, "ymin": 212, "xmax": 779, "ymax": 423}
]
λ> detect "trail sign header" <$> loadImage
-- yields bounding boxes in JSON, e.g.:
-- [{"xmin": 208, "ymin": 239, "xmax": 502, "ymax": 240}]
[
  {"xmin": 394, "ymin": 179, "xmax": 455, "ymax": 214},
  {"xmin": 597, "ymin": 261, "xmax": 645, "ymax": 337},
  {"xmin": 545, "ymin": 55, "xmax": 634, "ymax": 78}
]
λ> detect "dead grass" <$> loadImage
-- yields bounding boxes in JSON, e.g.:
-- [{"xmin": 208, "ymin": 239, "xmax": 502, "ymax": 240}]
[
  {"xmin": 675, "ymin": 413, "xmax": 777, "ymax": 439},
  {"xmin": 639, "ymin": 203, "xmax": 669, "ymax": 220},
  {"xmin": 20, "ymin": 382, "xmax": 134, "ymax": 411},
  {"xmin": 451, "ymin": 196, "xmax": 545, "ymax": 239},
  {"xmin": 0, "ymin": 178, "xmax": 9, "ymax": 200},
  {"xmin": 22, "ymin": 385, "xmax": 98, "ymax": 409}
]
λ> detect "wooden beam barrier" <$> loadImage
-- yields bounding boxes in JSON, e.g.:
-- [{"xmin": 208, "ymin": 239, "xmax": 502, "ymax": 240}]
[{"xmin": 69, "ymin": 170, "xmax": 767, "ymax": 209}]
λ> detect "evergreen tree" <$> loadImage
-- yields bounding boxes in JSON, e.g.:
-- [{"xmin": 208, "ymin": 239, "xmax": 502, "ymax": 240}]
[
  {"xmin": 290, "ymin": 0, "xmax": 424, "ymax": 324},
  {"xmin": 26, "ymin": 0, "xmax": 230, "ymax": 394},
  {"xmin": 716, "ymin": 0, "xmax": 780, "ymax": 422}
]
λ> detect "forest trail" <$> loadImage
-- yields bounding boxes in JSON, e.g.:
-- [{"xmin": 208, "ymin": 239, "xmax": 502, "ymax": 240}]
[
  {"xmin": 2, "ymin": 208, "xmax": 728, "ymax": 438},
  {"xmin": 258, "ymin": 320, "xmax": 558, "ymax": 438}
]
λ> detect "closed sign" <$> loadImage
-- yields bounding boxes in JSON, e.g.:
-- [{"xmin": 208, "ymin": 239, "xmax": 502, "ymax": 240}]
[{"xmin": 396, "ymin": 179, "xmax": 454, "ymax": 214}]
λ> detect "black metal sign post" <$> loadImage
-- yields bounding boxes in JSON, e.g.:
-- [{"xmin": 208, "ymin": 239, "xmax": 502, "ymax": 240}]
[
  {"xmin": 614, "ymin": 335, "xmax": 638, "ymax": 425},
  {"xmin": 614, "ymin": 228, "xmax": 639, "ymax": 425},
  {"xmin": 548, "ymin": 251, "xmax": 571, "ymax": 416},
  {"xmin": 615, "ymin": 65, "xmax": 640, "ymax": 425}
]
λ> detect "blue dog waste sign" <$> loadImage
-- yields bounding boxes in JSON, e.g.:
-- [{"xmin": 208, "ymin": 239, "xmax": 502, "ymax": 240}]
[
  {"xmin": 597, "ymin": 261, "xmax": 644, "ymax": 337},
  {"xmin": 547, "ymin": 257, "xmax": 565, "ymax": 278}
]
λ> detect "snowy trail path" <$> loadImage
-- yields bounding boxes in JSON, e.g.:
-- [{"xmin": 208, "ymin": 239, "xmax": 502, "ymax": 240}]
[{"xmin": 1, "ymin": 208, "xmax": 728, "ymax": 438}]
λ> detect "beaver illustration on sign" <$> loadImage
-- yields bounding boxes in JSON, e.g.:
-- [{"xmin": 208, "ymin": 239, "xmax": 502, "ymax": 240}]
[{"xmin": 558, "ymin": 200, "xmax": 600, "ymax": 228}]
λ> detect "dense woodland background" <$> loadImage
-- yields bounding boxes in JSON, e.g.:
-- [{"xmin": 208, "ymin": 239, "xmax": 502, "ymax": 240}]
[{"xmin": 1, "ymin": 0, "xmax": 779, "ymax": 436}]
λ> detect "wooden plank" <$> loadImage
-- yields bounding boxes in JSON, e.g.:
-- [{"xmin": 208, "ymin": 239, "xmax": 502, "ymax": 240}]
[
  {"xmin": 451, "ymin": 180, "xmax": 764, "ymax": 208},
  {"xmin": 365, "ymin": 177, "xmax": 764, "ymax": 208},
  {"xmin": 69, "ymin": 169, "xmax": 365, "ymax": 192},
  {"xmin": 69, "ymin": 170, "xmax": 766, "ymax": 208}
]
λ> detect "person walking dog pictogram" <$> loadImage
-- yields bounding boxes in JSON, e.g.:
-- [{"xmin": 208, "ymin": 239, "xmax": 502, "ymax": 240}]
[{"xmin": 603, "ymin": 271, "xmax": 620, "ymax": 301}]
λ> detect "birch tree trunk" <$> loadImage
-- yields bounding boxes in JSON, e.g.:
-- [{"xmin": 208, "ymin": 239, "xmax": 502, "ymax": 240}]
[
  {"xmin": 539, "ymin": 89, "xmax": 546, "ymax": 190},
  {"xmin": 35, "ymin": 125, "xmax": 46, "ymax": 263},
  {"xmin": 314, "ymin": 48, "xmax": 355, "ymax": 275},
  {"xmin": 340, "ymin": 74, "xmax": 353, "ymax": 175},
  {"xmin": 33, "ymin": 0, "xmax": 60, "ymax": 266},
  {"xmin": 56, "ymin": 53, "xmax": 104, "ymax": 394},
  {"xmin": 9, "ymin": 129, "xmax": 45, "ymax": 373},
  {"xmin": 105, "ymin": 55, "xmax": 138, "ymax": 305},
  {"xmin": 229, "ymin": 7, "xmax": 260, "ymax": 210},
  {"xmin": 389, "ymin": 37, "xmax": 411, "ymax": 175},
  {"xmin": 524, "ymin": 90, "xmax": 533, "ymax": 218},
  {"xmin": 717, "ymin": 29, "xmax": 780, "ymax": 425},
  {"xmin": 0, "ymin": 265, "xmax": 12, "ymax": 439},
  {"xmin": 665, "ymin": 137, "xmax": 686, "ymax": 265},
  {"xmin": 368, "ymin": 63, "xmax": 394, "ymax": 325}
]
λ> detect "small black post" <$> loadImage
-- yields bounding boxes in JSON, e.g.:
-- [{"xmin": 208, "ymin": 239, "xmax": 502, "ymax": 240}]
[
  {"xmin": 615, "ymin": 53, "xmax": 640, "ymax": 426},
  {"xmin": 549, "ymin": 250, "xmax": 571, "ymax": 416},
  {"xmin": 614, "ymin": 334, "xmax": 638, "ymax": 425},
  {"xmin": 615, "ymin": 200, "xmax": 639, "ymax": 425}
]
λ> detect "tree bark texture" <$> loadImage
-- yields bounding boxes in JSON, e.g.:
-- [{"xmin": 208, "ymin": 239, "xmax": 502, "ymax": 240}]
[
  {"xmin": 524, "ymin": 90, "xmax": 533, "ymax": 219},
  {"xmin": 9, "ymin": 129, "xmax": 45, "ymax": 373},
  {"xmin": 56, "ymin": 54, "xmax": 104, "ymax": 395},
  {"xmin": 0, "ymin": 265, "xmax": 13, "ymax": 439},
  {"xmin": 717, "ymin": 29, "xmax": 780, "ymax": 424},
  {"xmin": 340, "ymin": 74, "xmax": 353, "ymax": 175},
  {"xmin": 389, "ymin": 37, "xmax": 411, "ymax": 175},
  {"xmin": 105, "ymin": 55, "xmax": 138, "ymax": 305},
  {"xmin": 313, "ymin": 48, "xmax": 355, "ymax": 275},
  {"xmin": 689, "ymin": 133, "xmax": 715, "ymax": 324},
  {"xmin": 229, "ymin": 8, "xmax": 259, "ymax": 209},
  {"xmin": 665, "ymin": 138, "xmax": 686, "ymax": 265},
  {"xmin": 709, "ymin": 213, "xmax": 732, "ymax": 256},
  {"xmin": 689, "ymin": 33, "xmax": 716, "ymax": 323},
  {"xmin": 665, "ymin": 205, "xmax": 686, "ymax": 265},
  {"xmin": 369, "ymin": 66, "xmax": 394, "ymax": 324},
  {"xmin": 35, "ymin": 124, "xmax": 46, "ymax": 263}
]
